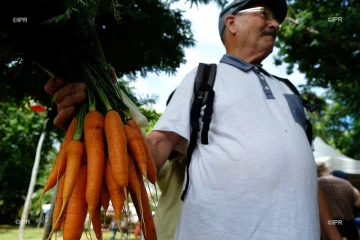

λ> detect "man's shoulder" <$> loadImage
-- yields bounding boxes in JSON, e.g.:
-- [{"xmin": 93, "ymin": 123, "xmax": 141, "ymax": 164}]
[
  {"xmin": 319, "ymin": 175, "xmax": 353, "ymax": 186},
  {"xmin": 215, "ymin": 62, "xmax": 250, "ymax": 78}
]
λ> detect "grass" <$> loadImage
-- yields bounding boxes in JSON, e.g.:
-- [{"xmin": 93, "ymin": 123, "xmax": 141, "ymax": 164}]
[{"xmin": 0, "ymin": 225, "xmax": 139, "ymax": 240}]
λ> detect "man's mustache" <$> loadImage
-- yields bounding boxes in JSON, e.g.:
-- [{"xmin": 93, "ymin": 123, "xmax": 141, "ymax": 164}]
[{"xmin": 261, "ymin": 29, "xmax": 277, "ymax": 39}]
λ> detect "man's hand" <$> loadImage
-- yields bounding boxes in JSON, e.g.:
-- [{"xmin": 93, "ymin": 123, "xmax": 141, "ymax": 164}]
[{"xmin": 44, "ymin": 77, "xmax": 87, "ymax": 130}]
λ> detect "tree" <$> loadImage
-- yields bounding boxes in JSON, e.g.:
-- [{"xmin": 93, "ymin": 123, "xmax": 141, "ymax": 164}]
[
  {"xmin": 0, "ymin": 0, "xmax": 229, "ymax": 106},
  {"xmin": 275, "ymin": 0, "xmax": 360, "ymax": 158},
  {"xmin": 0, "ymin": 0, "xmax": 197, "ymax": 108},
  {"xmin": 42, "ymin": 183, "xmax": 58, "ymax": 240},
  {"xmin": 18, "ymin": 118, "xmax": 48, "ymax": 240},
  {"xmin": 305, "ymin": 90, "xmax": 360, "ymax": 160},
  {"xmin": 0, "ymin": 101, "xmax": 57, "ymax": 224}
]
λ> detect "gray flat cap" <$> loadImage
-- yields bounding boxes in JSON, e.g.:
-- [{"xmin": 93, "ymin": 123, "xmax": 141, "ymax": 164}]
[{"xmin": 218, "ymin": 0, "xmax": 288, "ymax": 38}]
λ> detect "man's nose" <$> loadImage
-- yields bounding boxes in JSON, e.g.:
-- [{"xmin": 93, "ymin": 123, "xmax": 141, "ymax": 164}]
[{"xmin": 269, "ymin": 18, "xmax": 280, "ymax": 31}]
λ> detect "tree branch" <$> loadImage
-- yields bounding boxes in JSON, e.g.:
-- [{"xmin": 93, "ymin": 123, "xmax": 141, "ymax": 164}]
[
  {"xmin": 286, "ymin": 17, "xmax": 299, "ymax": 25},
  {"xmin": 331, "ymin": 54, "xmax": 347, "ymax": 70}
]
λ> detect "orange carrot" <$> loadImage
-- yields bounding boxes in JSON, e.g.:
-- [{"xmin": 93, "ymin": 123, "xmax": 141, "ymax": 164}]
[
  {"xmin": 127, "ymin": 155, "xmax": 143, "ymax": 226},
  {"xmin": 124, "ymin": 125, "xmax": 147, "ymax": 177},
  {"xmin": 124, "ymin": 122, "xmax": 158, "ymax": 207},
  {"xmin": 84, "ymin": 110, "xmax": 105, "ymax": 223},
  {"xmin": 40, "ymin": 117, "xmax": 76, "ymax": 200},
  {"xmin": 92, "ymin": 202, "xmax": 103, "ymax": 240},
  {"xmin": 126, "ymin": 119, "xmax": 143, "ymax": 136},
  {"xmin": 129, "ymin": 160, "xmax": 157, "ymax": 240},
  {"xmin": 126, "ymin": 119, "xmax": 157, "ymax": 184},
  {"xmin": 143, "ymin": 140, "xmax": 157, "ymax": 184},
  {"xmin": 90, "ymin": 205, "xmax": 101, "ymax": 238},
  {"xmin": 62, "ymin": 165, "xmax": 88, "ymax": 240},
  {"xmin": 104, "ymin": 157, "xmax": 125, "ymax": 224},
  {"xmin": 50, "ymin": 140, "xmax": 84, "ymax": 236},
  {"xmin": 52, "ymin": 176, "xmax": 65, "ymax": 232},
  {"xmin": 100, "ymin": 180, "xmax": 110, "ymax": 213},
  {"xmin": 104, "ymin": 110, "xmax": 128, "ymax": 188}
]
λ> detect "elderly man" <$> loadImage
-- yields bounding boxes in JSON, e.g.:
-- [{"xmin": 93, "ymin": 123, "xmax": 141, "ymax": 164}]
[
  {"xmin": 45, "ymin": 0, "xmax": 344, "ymax": 239},
  {"xmin": 148, "ymin": 0, "xmax": 318, "ymax": 239}
]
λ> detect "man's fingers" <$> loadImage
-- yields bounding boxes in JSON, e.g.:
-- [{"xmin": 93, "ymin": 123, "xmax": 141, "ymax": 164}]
[
  {"xmin": 56, "ymin": 89, "xmax": 87, "ymax": 113},
  {"xmin": 107, "ymin": 65, "xmax": 117, "ymax": 83},
  {"xmin": 44, "ymin": 77, "xmax": 64, "ymax": 95},
  {"xmin": 53, "ymin": 82, "xmax": 86, "ymax": 104},
  {"xmin": 53, "ymin": 107, "xmax": 76, "ymax": 130},
  {"xmin": 45, "ymin": 78, "xmax": 86, "ymax": 130}
]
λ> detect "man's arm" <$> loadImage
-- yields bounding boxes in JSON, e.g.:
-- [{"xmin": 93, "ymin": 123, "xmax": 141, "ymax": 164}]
[
  {"xmin": 146, "ymin": 130, "xmax": 181, "ymax": 170},
  {"xmin": 352, "ymin": 187, "xmax": 360, "ymax": 208},
  {"xmin": 318, "ymin": 183, "xmax": 344, "ymax": 240}
]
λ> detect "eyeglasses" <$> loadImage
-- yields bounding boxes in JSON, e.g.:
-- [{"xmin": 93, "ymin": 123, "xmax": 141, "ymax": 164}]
[{"xmin": 235, "ymin": 7, "xmax": 280, "ymax": 23}]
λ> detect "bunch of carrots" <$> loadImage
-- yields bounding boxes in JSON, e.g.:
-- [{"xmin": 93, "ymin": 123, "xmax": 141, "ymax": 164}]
[{"xmin": 39, "ymin": 61, "xmax": 158, "ymax": 240}]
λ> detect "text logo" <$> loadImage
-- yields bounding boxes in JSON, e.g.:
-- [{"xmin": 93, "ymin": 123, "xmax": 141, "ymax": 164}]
[
  {"xmin": 13, "ymin": 17, "xmax": 28, "ymax": 23},
  {"xmin": 15, "ymin": 219, "xmax": 30, "ymax": 225},
  {"xmin": 328, "ymin": 220, "xmax": 343, "ymax": 225},
  {"xmin": 328, "ymin": 17, "xmax": 342, "ymax": 22}
]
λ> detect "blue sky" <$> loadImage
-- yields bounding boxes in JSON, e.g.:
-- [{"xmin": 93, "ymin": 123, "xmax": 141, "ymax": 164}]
[{"xmin": 129, "ymin": 2, "xmax": 308, "ymax": 113}]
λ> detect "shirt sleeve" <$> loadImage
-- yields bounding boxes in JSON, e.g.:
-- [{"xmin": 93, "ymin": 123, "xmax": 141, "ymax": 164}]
[{"xmin": 152, "ymin": 67, "xmax": 198, "ymax": 154}]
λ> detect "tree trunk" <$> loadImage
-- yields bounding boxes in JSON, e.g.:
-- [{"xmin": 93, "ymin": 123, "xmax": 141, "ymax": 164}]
[
  {"xmin": 42, "ymin": 182, "xmax": 59, "ymax": 240},
  {"xmin": 36, "ymin": 213, "xmax": 43, "ymax": 228},
  {"xmin": 18, "ymin": 118, "xmax": 49, "ymax": 240}
]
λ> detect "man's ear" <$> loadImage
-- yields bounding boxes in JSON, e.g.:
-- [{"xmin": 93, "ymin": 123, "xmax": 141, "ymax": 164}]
[{"xmin": 224, "ymin": 15, "xmax": 237, "ymax": 34}]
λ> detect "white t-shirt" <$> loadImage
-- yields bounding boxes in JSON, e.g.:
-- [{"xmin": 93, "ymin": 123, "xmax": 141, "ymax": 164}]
[{"xmin": 153, "ymin": 60, "xmax": 320, "ymax": 240}]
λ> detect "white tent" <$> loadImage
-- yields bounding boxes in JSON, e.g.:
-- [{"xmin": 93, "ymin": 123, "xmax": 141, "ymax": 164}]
[{"xmin": 313, "ymin": 137, "xmax": 360, "ymax": 174}]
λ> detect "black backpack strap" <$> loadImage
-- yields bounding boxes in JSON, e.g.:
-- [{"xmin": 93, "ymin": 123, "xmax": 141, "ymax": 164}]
[
  {"xmin": 166, "ymin": 89, "xmax": 176, "ymax": 105},
  {"xmin": 189, "ymin": 64, "xmax": 208, "ymax": 134},
  {"xmin": 181, "ymin": 63, "xmax": 216, "ymax": 201},
  {"xmin": 181, "ymin": 124, "xmax": 199, "ymax": 201},
  {"xmin": 305, "ymin": 119, "xmax": 313, "ymax": 146},
  {"xmin": 272, "ymin": 75, "xmax": 301, "ymax": 95},
  {"xmin": 200, "ymin": 64, "xmax": 216, "ymax": 144},
  {"xmin": 272, "ymin": 75, "xmax": 318, "ymax": 112},
  {"xmin": 301, "ymin": 98, "xmax": 319, "ymax": 112}
]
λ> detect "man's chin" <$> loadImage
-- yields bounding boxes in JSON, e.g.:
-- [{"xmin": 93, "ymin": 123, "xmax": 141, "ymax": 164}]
[
  {"xmin": 265, "ymin": 35, "xmax": 276, "ymax": 41},
  {"xmin": 261, "ymin": 47, "xmax": 274, "ymax": 59},
  {"xmin": 262, "ymin": 38, "xmax": 275, "ymax": 51}
]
